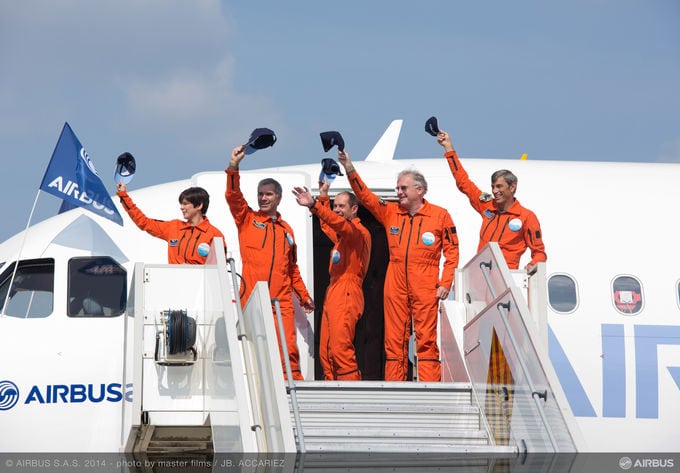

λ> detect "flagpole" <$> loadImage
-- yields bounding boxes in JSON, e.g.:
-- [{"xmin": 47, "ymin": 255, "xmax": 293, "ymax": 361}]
[{"xmin": 1, "ymin": 189, "xmax": 42, "ymax": 317}]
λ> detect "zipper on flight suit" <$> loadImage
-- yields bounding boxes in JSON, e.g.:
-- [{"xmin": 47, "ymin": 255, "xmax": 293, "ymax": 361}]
[{"xmin": 267, "ymin": 221, "xmax": 276, "ymax": 287}]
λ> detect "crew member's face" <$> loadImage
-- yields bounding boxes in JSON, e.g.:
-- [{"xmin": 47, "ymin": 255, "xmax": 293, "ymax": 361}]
[
  {"xmin": 395, "ymin": 175, "xmax": 422, "ymax": 209},
  {"xmin": 491, "ymin": 177, "xmax": 516, "ymax": 208},
  {"xmin": 333, "ymin": 194, "xmax": 356, "ymax": 220},
  {"xmin": 180, "ymin": 199, "xmax": 202, "ymax": 221},
  {"xmin": 258, "ymin": 184, "xmax": 281, "ymax": 214}
]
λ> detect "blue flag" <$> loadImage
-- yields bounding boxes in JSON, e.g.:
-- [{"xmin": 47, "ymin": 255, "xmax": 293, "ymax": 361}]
[{"xmin": 40, "ymin": 122, "xmax": 123, "ymax": 226}]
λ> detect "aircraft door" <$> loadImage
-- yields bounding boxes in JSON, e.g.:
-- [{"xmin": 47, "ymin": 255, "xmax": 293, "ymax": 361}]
[{"xmin": 312, "ymin": 205, "xmax": 388, "ymax": 380}]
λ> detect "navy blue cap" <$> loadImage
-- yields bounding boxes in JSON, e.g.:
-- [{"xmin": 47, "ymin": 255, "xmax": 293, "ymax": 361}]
[
  {"xmin": 245, "ymin": 128, "xmax": 277, "ymax": 155},
  {"xmin": 319, "ymin": 158, "xmax": 343, "ymax": 183},
  {"xmin": 114, "ymin": 152, "xmax": 136, "ymax": 185},
  {"xmin": 425, "ymin": 116, "xmax": 440, "ymax": 136},
  {"xmin": 320, "ymin": 131, "xmax": 345, "ymax": 152}
]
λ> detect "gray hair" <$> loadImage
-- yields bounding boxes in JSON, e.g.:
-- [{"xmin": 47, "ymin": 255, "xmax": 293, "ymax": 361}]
[
  {"xmin": 491, "ymin": 169, "xmax": 517, "ymax": 187},
  {"xmin": 258, "ymin": 178, "xmax": 282, "ymax": 196},
  {"xmin": 397, "ymin": 169, "xmax": 428, "ymax": 193}
]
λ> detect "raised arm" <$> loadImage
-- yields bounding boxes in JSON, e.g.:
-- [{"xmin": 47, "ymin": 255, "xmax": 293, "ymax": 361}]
[
  {"xmin": 116, "ymin": 181, "xmax": 170, "ymax": 240},
  {"xmin": 225, "ymin": 145, "xmax": 251, "ymax": 225},
  {"xmin": 437, "ymin": 131, "xmax": 487, "ymax": 214},
  {"xmin": 338, "ymin": 150, "xmax": 390, "ymax": 225}
]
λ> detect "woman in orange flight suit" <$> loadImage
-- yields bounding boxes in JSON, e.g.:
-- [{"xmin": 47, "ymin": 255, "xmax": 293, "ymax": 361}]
[
  {"xmin": 339, "ymin": 152, "xmax": 459, "ymax": 382},
  {"xmin": 117, "ymin": 184, "xmax": 226, "ymax": 264}
]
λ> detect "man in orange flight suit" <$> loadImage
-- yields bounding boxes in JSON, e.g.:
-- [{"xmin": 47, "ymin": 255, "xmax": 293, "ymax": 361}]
[
  {"xmin": 117, "ymin": 182, "xmax": 226, "ymax": 263},
  {"xmin": 338, "ymin": 150, "xmax": 459, "ymax": 382},
  {"xmin": 226, "ymin": 145, "xmax": 314, "ymax": 380},
  {"xmin": 437, "ymin": 130, "xmax": 546, "ymax": 271},
  {"xmin": 292, "ymin": 179, "xmax": 371, "ymax": 380}
]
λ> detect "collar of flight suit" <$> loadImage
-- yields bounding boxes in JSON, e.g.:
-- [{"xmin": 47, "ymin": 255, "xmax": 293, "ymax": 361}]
[
  {"xmin": 494, "ymin": 198, "xmax": 524, "ymax": 217},
  {"xmin": 255, "ymin": 210, "xmax": 283, "ymax": 223},
  {"xmin": 396, "ymin": 198, "xmax": 435, "ymax": 217},
  {"xmin": 178, "ymin": 217, "xmax": 213, "ymax": 232}
]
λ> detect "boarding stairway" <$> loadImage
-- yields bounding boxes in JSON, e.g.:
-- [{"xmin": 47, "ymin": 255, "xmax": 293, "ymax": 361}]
[
  {"xmin": 289, "ymin": 381, "xmax": 513, "ymax": 453},
  {"xmin": 123, "ymin": 239, "xmax": 581, "ymax": 461}
]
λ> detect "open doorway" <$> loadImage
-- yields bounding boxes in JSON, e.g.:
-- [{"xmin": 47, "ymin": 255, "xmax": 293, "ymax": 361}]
[{"xmin": 312, "ymin": 205, "xmax": 389, "ymax": 380}]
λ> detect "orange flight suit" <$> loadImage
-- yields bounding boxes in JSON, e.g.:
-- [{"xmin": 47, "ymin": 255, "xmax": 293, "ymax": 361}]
[
  {"xmin": 225, "ymin": 169, "xmax": 312, "ymax": 380},
  {"xmin": 117, "ymin": 190, "xmax": 226, "ymax": 264},
  {"xmin": 348, "ymin": 170, "xmax": 459, "ymax": 382},
  {"xmin": 311, "ymin": 196, "xmax": 371, "ymax": 380},
  {"xmin": 444, "ymin": 150, "xmax": 546, "ymax": 269}
]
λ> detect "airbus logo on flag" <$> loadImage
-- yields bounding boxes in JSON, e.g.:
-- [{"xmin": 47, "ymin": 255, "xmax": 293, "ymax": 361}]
[
  {"xmin": 39, "ymin": 122, "xmax": 123, "ymax": 226},
  {"xmin": 80, "ymin": 147, "xmax": 98, "ymax": 175},
  {"xmin": 45, "ymin": 175, "xmax": 117, "ymax": 217}
]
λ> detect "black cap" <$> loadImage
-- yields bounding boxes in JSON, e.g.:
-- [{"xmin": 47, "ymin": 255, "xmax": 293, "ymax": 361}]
[
  {"xmin": 321, "ymin": 158, "xmax": 343, "ymax": 176},
  {"xmin": 114, "ymin": 152, "xmax": 136, "ymax": 184},
  {"xmin": 320, "ymin": 131, "xmax": 345, "ymax": 152},
  {"xmin": 425, "ymin": 116, "xmax": 440, "ymax": 136},
  {"xmin": 245, "ymin": 128, "xmax": 277, "ymax": 155}
]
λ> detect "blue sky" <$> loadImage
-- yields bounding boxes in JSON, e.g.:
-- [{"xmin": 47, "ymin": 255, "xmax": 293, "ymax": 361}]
[{"xmin": 1, "ymin": 1, "xmax": 678, "ymax": 242}]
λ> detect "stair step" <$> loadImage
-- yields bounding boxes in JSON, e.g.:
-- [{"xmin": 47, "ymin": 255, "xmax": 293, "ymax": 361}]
[{"xmin": 287, "ymin": 382, "xmax": 504, "ymax": 453}]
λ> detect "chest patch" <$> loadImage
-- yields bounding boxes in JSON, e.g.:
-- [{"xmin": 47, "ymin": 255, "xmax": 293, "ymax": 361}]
[
  {"xmin": 252, "ymin": 220, "xmax": 266, "ymax": 229},
  {"xmin": 389, "ymin": 226, "xmax": 400, "ymax": 235},
  {"xmin": 484, "ymin": 209, "xmax": 495, "ymax": 219},
  {"xmin": 197, "ymin": 242, "xmax": 211, "ymax": 257},
  {"xmin": 169, "ymin": 239, "xmax": 179, "ymax": 247},
  {"xmin": 508, "ymin": 218, "xmax": 522, "ymax": 232},
  {"xmin": 421, "ymin": 231, "xmax": 435, "ymax": 246}
]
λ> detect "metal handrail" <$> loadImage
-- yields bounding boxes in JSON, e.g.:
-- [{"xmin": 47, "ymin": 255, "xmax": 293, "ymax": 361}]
[
  {"xmin": 495, "ymin": 299, "xmax": 558, "ymax": 450},
  {"xmin": 226, "ymin": 257, "xmax": 265, "ymax": 452},
  {"xmin": 478, "ymin": 259, "xmax": 559, "ymax": 450},
  {"xmin": 272, "ymin": 298, "xmax": 305, "ymax": 453}
]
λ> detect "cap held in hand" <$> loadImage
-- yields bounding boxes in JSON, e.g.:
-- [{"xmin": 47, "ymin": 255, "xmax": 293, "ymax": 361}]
[
  {"xmin": 320, "ymin": 131, "xmax": 345, "ymax": 152},
  {"xmin": 245, "ymin": 128, "xmax": 277, "ymax": 155},
  {"xmin": 114, "ymin": 152, "xmax": 136, "ymax": 185},
  {"xmin": 319, "ymin": 158, "xmax": 343, "ymax": 184},
  {"xmin": 424, "ymin": 116, "xmax": 440, "ymax": 136}
]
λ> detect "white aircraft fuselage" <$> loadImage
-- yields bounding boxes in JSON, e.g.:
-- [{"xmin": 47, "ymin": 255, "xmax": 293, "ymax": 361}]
[{"xmin": 0, "ymin": 121, "xmax": 678, "ymax": 453}]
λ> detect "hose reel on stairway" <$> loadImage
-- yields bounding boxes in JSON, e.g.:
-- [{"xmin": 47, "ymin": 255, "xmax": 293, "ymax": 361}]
[{"xmin": 154, "ymin": 309, "xmax": 197, "ymax": 366}]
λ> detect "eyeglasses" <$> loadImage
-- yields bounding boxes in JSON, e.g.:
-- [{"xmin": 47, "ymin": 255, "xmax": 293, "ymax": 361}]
[{"xmin": 395, "ymin": 185, "xmax": 420, "ymax": 192}]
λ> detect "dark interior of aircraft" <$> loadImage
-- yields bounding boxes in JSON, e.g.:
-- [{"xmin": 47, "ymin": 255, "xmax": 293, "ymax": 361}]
[{"xmin": 312, "ymin": 206, "xmax": 391, "ymax": 380}]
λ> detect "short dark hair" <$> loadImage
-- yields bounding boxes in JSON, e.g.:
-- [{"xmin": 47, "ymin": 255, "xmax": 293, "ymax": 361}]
[
  {"xmin": 337, "ymin": 191, "xmax": 359, "ymax": 208},
  {"xmin": 179, "ymin": 187, "xmax": 210, "ymax": 215},
  {"xmin": 258, "ymin": 178, "xmax": 282, "ymax": 196}
]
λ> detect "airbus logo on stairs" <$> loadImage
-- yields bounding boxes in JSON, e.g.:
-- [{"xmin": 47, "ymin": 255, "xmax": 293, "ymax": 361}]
[
  {"xmin": 0, "ymin": 381, "xmax": 133, "ymax": 408},
  {"xmin": 0, "ymin": 380, "xmax": 20, "ymax": 411}
]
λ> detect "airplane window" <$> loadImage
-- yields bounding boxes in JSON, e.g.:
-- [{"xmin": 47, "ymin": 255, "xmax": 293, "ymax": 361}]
[
  {"xmin": 612, "ymin": 275, "xmax": 643, "ymax": 315},
  {"xmin": 0, "ymin": 258, "xmax": 55, "ymax": 318},
  {"xmin": 67, "ymin": 257, "xmax": 127, "ymax": 317},
  {"xmin": 547, "ymin": 274, "xmax": 578, "ymax": 313}
]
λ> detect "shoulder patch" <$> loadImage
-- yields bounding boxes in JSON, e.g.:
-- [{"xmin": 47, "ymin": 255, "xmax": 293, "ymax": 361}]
[
  {"xmin": 479, "ymin": 192, "xmax": 493, "ymax": 202},
  {"xmin": 378, "ymin": 197, "xmax": 387, "ymax": 206}
]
